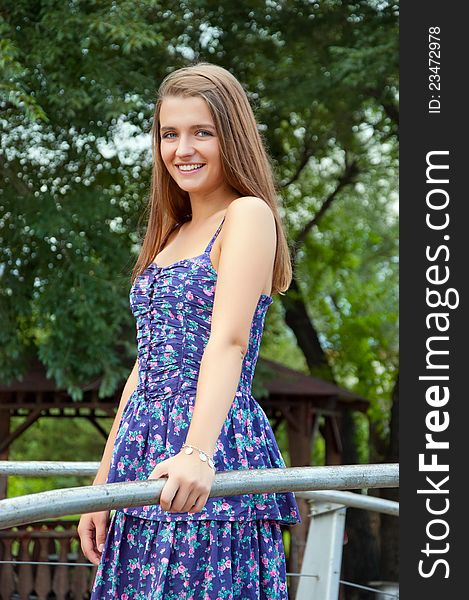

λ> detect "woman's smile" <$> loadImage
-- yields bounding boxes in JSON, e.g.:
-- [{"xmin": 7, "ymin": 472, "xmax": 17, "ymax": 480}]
[{"xmin": 175, "ymin": 162, "xmax": 207, "ymax": 175}]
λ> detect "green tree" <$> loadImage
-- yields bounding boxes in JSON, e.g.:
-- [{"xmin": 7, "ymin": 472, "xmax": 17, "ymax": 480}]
[{"xmin": 1, "ymin": 1, "xmax": 398, "ymax": 593}]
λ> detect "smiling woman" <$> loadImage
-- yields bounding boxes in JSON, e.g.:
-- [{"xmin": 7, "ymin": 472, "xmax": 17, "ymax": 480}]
[
  {"xmin": 79, "ymin": 62, "xmax": 300, "ymax": 600},
  {"xmin": 159, "ymin": 95, "xmax": 230, "ymax": 201}
]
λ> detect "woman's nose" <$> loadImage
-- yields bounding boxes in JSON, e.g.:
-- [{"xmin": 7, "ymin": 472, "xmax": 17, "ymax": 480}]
[{"xmin": 175, "ymin": 135, "xmax": 195, "ymax": 157}]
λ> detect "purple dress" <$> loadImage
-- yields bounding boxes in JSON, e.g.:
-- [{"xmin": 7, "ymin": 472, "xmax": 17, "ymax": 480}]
[{"xmin": 91, "ymin": 216, "xmax": 301, "ymax": 599}]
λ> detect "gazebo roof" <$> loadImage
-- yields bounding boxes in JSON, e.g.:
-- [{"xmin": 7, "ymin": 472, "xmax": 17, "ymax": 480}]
[
  {"xmin": 0, "ymin": 356, "xmax": 370, "ymax": 413},
  {"xmin": 261, "ymin": 358, "xmax": 369, "ymax": 409},
  {"xmin": 0, "ymin": 357, "xmax": 104, "ymax": 393}
]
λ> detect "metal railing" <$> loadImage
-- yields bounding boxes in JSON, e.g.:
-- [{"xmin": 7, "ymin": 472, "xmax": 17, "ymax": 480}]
[
  {"xmin": 0, "ymin": 461, "xmax": 399, "ymax": 599},
  {"xmin": 295, "ymin": 490, "xmax": 398, "ymax": 516},
  {"xmin": 0, "ymin": 462, "xmax": 398, "ymax": 529}
]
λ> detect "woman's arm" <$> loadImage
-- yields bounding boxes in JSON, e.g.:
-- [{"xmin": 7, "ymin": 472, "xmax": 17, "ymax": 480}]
[
  {"xmin": 184, "ymin": 196, "xmax": 276, "ymax": 456},
  {"xmin": 78, "ymin": 358, "xmax": 139, "ymax": 564},
  {"xmin": 148, "ymin": 196, "xmax": 277, "ymax": 514},
  {"xmin": 92, "ymin": 358, "xmax": 139, "ymax": 485}
]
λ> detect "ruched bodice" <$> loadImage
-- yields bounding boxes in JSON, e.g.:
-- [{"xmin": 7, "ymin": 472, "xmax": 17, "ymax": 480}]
[
  {"xmin": 107, "ymin": 216, "xmax": 301, "ymax": 524},
  {"xmin": 131, "ymin": 259, "xmax": 272, "ymax": 402}
]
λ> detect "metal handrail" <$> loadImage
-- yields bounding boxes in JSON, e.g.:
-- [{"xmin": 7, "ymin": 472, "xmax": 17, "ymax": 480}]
[
  {"xmin": 295, "ymin": 490, "xmax": 398, "ymax": 516},
  {"xmin": 0, "ymin": 461, "xmax": 100, "ymax": 476},
  {"xmin": 0, "ymin": 463, "xmax": 398, "ymax": 529}
]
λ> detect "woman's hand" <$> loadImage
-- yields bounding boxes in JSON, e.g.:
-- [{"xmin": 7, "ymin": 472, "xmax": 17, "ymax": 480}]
[
  {"xmin": 77, "ymin": 510, "xmax": 111, "ymax": 565},
  {"xmin": 148, "ymin": 450, "xmax": 215, "ymax": 513}
]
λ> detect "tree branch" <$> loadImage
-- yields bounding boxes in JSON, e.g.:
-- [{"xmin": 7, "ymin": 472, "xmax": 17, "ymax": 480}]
[
  {"xmin": 0, "ymin": 155, "xmax": 31, "ymax": 196},
  {"xmin": 280, "ymin": 133, "xmax": 318, "ymax": 188},
  {"xmin": 292, "ymin": 153, "xmax": 360, "ymax": 262}
]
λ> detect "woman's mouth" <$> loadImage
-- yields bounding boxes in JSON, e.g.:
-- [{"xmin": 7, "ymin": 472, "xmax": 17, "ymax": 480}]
[{"xmin": 176, "ymin": 163, "xmax": 206, "ymax": 175}]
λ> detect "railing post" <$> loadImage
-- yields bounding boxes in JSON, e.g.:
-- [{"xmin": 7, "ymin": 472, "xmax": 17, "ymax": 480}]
[{"xmin": 296, "ymin": 501, "xmax": 346, "ymax": 600}]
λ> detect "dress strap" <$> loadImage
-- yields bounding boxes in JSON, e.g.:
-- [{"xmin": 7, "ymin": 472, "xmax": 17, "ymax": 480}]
[{"xmin": 204, "ymin": 215, "xmax": 226, "ymax": 254}]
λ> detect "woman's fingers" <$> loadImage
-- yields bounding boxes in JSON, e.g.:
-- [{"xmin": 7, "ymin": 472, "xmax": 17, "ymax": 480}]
[
  {"xmin": 186, "ymin": 492, "xmax": 202, "ymax": 513},
  {"xmin": 173, "ymin": 490, "xmax": 199, "ymax": 512},
  {"xmin": 95, "ymin": 513, "xmax": 110, "ymax": 556},
  {"xmin": 189, "ymin": 496, "xmax": 206, "ymax": 514},
  {"xmin": 159, "ymin": 478, "xmax": 180, "ymax": 511},
  {"xmin": 160, "ymin": 478, "xmax": 209, "ymax": 513},
  {"xmin": 78, "ymin": 518, "xmax": 101, "ymax": 565},
  {"xmin": 151, "ymin": 454, "xmax": 213, "ymax": 513},
  {"xmin": 169, "ymin": 485, "xmax": 192, "ymax": 512}
]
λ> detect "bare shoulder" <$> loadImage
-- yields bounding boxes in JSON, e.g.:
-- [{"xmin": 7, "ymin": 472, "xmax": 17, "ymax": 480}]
[
  {"xmin": 226, "ymin": 196, "xmax": 275, "ymax": 222},
  {"xmin": 224, "ymin": 196, "xmax": 276, "ymax": 243}
]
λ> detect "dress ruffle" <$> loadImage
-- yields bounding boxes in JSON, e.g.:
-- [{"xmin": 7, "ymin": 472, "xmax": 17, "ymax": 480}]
[
  {"xmin": 91, "ymin": 510, "xmax": 289, "ymax": 599},
  {"xmin": 108, "ymin": 388, "xmax": 300, "ymax": 524}
]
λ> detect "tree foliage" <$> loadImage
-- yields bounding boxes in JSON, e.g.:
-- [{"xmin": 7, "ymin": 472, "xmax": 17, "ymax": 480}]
[
  {"xmin": 1, "ymin": 0, "xmax": 398, "ymax": 424},
  {"xmin": 2, "ymin": 3, "xmax": 398, "ymax": 590}
]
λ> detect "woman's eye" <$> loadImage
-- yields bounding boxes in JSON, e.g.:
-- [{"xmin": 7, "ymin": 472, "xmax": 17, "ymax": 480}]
[{"xmin": 161, "ymin": 130, "xmax": 213, "ymax": 139}]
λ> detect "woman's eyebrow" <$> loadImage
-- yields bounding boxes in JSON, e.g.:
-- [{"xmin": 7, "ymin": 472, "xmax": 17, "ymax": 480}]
[{"xmin": 160, "ymin": 123, "xmax": 215, "ymax": 132}]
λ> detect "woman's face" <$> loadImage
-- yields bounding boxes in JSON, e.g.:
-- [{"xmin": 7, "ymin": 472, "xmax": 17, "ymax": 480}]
[{"xmin": 159, "ymin": 95, "xmax": 225, "ymax": 197}]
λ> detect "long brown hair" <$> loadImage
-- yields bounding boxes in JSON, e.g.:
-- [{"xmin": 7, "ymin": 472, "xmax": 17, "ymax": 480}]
[{"xmin": 132, "ymin": 62, "xmax": 292, "ymax": 296}]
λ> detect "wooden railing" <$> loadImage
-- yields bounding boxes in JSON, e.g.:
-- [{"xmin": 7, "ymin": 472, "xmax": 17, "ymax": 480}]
[{"xmin": 0, "ymin": 520, "xmax": 96, "ymax": 600}]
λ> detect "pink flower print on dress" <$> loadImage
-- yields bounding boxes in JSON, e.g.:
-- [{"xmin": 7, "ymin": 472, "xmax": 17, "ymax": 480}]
[
  {"xmin": 202, "ymin": 285, "xmax": 215, "ymax": 297},
  {"xmin": 128, "ymin": 559, "xmax": 139, "ymax": 572}
]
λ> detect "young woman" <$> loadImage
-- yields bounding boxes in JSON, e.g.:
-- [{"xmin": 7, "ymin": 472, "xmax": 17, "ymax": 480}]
[{"xmin": 78, "ymin": 62, "xmax": 301, "ymax": 599}]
